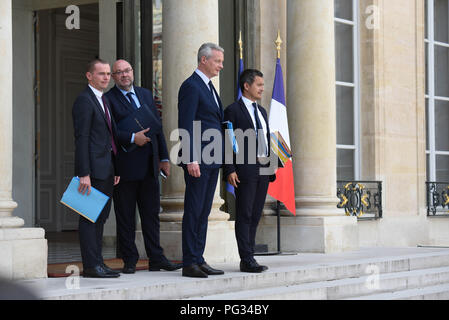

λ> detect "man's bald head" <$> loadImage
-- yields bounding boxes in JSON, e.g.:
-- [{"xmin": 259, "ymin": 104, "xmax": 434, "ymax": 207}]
[{"xmin": 111, "ymin": 59, "xmax": 134, "ymax": 91}]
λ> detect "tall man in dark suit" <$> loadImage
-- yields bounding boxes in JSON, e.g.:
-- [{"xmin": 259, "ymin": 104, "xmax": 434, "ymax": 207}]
[
  {"xmin": 223, "ymin": 69, "xmax": 275, "ymax": 273},
  {"xmin": 106, "ymin": 59, "xmax": 182, "ymax": 274},
  {"xmin": 72, "ymin": 59, "xmax": 123, "ymax": 278},
  {"xmin": 178, "ymin": 43, "xmax": 226, "ymax": 278}
]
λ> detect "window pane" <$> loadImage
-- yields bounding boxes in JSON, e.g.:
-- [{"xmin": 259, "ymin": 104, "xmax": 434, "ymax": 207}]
[
  {"xmin": 336, "ymin": 85, "xmax": 354, "ymax": 145},
  {"xmin": 434, "ymin": 45, "xmax": 449, "ymax": 97},
  {"xmin": 435, "ymin": 100, "xmax": 449, "ymax": 151},
  {"xmin": 434, "ymin": 0, "xmax": 449, "ymax": 43},
  {"xmin": 335, "ymin": 22, "xmax": 354, "ymax": 83},
  {"xmin": 337, "ymin": 149, "xmax": 355, "ymax": 180},
  {"xmin": 436, "ymin": 155, "xmax": 449, "ymax": 182},
  {"xmin": 334, "ymin": 0, "xmax": 353, "ymax": 21}
]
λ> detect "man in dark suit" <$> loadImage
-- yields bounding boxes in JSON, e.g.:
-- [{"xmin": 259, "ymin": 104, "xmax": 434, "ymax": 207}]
[
  {"xmin": 106, "ymin": 59, "xmax": 182, "ymax": 274},
  {"xmin": 223, "ymin": 69, "xmax": 275, "ymax": 273},
  {"xmin": 178, "ymin": 43, "xmax": 226, "ymax": 278},
  {"xmin": 72, "ymin": 59, "xmax": 123, "ymax": 278}
]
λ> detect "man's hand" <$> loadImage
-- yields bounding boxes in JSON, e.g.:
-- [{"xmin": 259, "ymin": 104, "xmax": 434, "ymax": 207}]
[
  {"xmin": 78, "ymin": 175, "xmax": 91, "ymax": 195},
  {"xmin": 134, "ymin": 128, "xmax": 151, "ymax": 146},
  {"xmin": 114, "ymin": 176, "xmax": 120, "ymax": 186},
  {"xmin": 187, "ymin": 162, "xmax": 201, "ymax": 178},
  {"xmin": 159, "ymin": 161, "xmax": 170, "ymax": 177},
  {"xmin": 227, "ymin": 172, "xmax": 240, "ymax": 188}
]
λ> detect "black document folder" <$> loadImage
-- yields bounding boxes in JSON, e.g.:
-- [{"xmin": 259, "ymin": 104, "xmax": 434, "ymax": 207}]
[{"xmin": 117, "ymin": 103, "xmax": 162, "ymax": 152}]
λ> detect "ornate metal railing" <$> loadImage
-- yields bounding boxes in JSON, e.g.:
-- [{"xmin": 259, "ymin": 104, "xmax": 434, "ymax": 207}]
[
  {"xmin": 337, "ymin": 181, "xmax": 383, "ymax": 220},
  {"xmin": 426, "ymin": 182, "xmax": 449, "ymax": 217}
]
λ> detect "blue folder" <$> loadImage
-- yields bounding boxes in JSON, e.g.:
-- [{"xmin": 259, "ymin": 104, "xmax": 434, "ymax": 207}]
[
  {"xmin": 60, "ymin": 177, "xmax": 110, "ymax": 223},
  {"xmin": 223, "ymin": 121, "xmax": 239, "ymax": 154}
]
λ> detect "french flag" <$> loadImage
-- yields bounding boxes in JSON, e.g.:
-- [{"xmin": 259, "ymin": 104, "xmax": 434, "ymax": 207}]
[{"xmin": 268, "ymin": 58, "xmax": 296, "ymax": 216}]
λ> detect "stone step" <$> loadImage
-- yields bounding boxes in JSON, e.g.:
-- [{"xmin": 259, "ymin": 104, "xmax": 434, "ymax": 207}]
[
  {"xmin": 347, "ymin": 283, "xmax": 449, "ymax": 300},
  {"xmin": 188, "ymin": 266, "xmax": 449, "ymax": 300},
  {"xmin": 36, "ymin": 249, "xmax": 449, "ymax": 300}
]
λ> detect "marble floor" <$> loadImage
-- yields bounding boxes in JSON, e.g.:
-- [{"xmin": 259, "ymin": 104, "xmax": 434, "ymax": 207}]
[{"xmin": 46, "ymin": 232, "xmax": 116, "ymax": 264}]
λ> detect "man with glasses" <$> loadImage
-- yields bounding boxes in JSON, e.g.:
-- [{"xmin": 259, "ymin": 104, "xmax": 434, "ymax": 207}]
[{"xmin": 105, "ymin": 59, "xmax": 181, "ymax": 274}]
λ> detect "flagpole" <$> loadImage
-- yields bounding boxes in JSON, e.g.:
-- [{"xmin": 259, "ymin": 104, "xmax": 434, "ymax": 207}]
[
  {"xmin": 255, "ymin": 30, "xmax": 297, "ymax": 257},
  {"xmin": 275, "ymin": 30, "xmax": 282, "ymax": 60},
  {"xmin": 275, "ymin": 30, "xmax": 282, "ymax": 254},
  {"xmin": 238, "ymin": 31, "xmax": 243, "ymax": 60}
]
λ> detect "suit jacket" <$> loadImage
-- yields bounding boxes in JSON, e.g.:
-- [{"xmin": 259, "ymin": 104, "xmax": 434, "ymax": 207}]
[
  {"xmin": 72, "ymin": 86, "xmax": 122, "ymax": 180},
  {"xmin": 223, "ymin": 98, "xmax": 276, "ymax": 183},
  {"xmin": 177, "ymin": 72, "xmax": 224, "ymax": 169},
  {"xmin": 105, "ymin": 85, "xmax": 169, "ymax": 181}
]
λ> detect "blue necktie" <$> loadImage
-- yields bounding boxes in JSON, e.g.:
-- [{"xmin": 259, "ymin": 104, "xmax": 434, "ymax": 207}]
[{"xmin": 126, "ymin": 92, "xmax": 139, "ymax": 110}]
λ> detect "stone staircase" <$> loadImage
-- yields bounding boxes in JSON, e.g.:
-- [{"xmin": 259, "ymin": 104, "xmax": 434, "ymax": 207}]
[
  {"xmin": 30, "ymin": 247, "xmax": 449, "ymax": 300},
  {"xmin": 187, "ymin": 250, "xmax": 449, "ymax": 300}
]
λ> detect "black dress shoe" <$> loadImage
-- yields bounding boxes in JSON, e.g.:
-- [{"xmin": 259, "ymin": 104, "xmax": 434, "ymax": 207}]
[
  {"xmin": 122, "ymin": 264, "xmax": 136, "ymax": 274},
  {"xmin": 102, "ymin": 263, "xmax": 120, "ymax": 275},
  {"xmin": 199, "ymin": 262, "xmax": 224, "ymax": 275},
  {"xmin": 240, "ymin": 260, "xmax": 265, "ymax": 273},
  {"xmin": 83, "ymin": 265, "xmax": 120, "ymax": 278},
  {"xmin": 182, "ymin": 264, "xmax": 208, "ymax": 278},
  {"xmin": 149, "ymin": 258, "xmax": 183, "ymax": 271},
  {"xmin": 252, "ymin": 260, "xmax": 269, "ymax": 272}
]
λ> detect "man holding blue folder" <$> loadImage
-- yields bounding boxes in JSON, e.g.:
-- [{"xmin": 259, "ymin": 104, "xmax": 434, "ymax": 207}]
[
  {"xmin": 223, "ymin": 69, "xmax": 275, "ymax": 273},
  {"xmin": 72, "ymin": 59, "xmax": 124, "ymax": 278}
]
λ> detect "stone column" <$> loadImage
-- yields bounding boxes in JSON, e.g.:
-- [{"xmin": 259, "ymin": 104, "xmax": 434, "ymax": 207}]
[
  {"xmin": 156, "ymin": 0, "xmax": 238, "ymax": 263},
  {"xmin": 283, "ymin": 0, "xmax": 358, "ymax": 253},
  {"xmin": 0, "ymin": 0, "xmax": 47, "ymax": 280}
]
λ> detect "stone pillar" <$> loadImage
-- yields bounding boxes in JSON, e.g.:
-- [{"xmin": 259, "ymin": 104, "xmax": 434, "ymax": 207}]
[
  {"xmin": 283, "ymin": 0, "xmax": 358, "ymax": 253},
  {"xmin": 0, "ymin": 0, "xmax": 47, "ymax": 279},
  {"xmin": 156, "ymin": 0, "xmax": 238, "ymax": 263}
]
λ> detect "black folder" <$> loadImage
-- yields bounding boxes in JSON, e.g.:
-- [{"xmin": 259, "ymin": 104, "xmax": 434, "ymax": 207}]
[{"xmin": 117, "ymin": 103, "xmax": 162, "ymax": 153}]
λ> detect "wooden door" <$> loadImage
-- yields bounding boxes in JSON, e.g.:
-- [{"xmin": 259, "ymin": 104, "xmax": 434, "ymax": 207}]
[{"xmin": 37, "ymin": 4, "xmax": 99, "ymax": 231}]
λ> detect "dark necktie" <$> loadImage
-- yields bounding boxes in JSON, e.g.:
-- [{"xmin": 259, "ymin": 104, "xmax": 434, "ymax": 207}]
[
  {"xmin": 126, "ymin": 92, "xmax": 139, "ymax": 110},
  {"xmin": 253, "ymin": 102, "xmax": 267, "ymax": 156},
  {"xmin": 101, "ymin": 95, "xmax": 118, "ymax": 155},
  {"xmin": 208, "ymin": 81, "xmax": 219, "ymax": 108}
]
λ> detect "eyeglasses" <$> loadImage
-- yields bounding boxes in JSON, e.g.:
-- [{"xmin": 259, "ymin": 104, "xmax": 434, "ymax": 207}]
[{"xmin": 112, "ymin": 68, "xmax": 133, "ymax": 76}]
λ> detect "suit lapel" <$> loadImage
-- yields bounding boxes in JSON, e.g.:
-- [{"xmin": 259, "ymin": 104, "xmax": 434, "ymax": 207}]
[
  {"xmin": 238, "ymin": 98, "xmax": 254, "ymax": 129},
  {"xmin": 112, "ymin": 86, "xmax": 135, "ymax": 113},
  {"xmin": 86, "ymin": 86, "xmax": 109, "ymax": 126},
  {"xmin": 192, "ymin": 72, "xmax": 223, "ymax": 118},
  {"xmin": 134, "ymin": 87, "xmax": 145, "ymax": 106}
]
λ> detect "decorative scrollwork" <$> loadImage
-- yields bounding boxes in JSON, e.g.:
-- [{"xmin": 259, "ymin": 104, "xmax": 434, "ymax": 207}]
[
  {"xmin": 337, "ymin": 181, "xmax": 382, "ymax": 220},
  {"xmin": 426, "ymin": 182, "xmax": 449, "ymax": 216}
]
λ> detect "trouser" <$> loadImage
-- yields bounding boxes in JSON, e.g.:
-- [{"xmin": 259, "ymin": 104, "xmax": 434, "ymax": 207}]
[
  {"xmin": 234, "ymin": 174, "xmax": 270, "ymax": 262},
  {"xmin": 113, "ymin": 168, "xmax": 164, "ymax": 265},
  {"xmin": 79, "ymin": 174, "xmax": 114, "ymax": 269},
  {"xmin": 182, "ymin": 166, "xmax": 220, "ymax": 267}
]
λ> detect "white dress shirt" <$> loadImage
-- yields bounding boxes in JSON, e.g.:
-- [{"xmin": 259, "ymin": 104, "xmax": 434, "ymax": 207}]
[
  {"xmin": 88, "ymin": 84, "xmax": 106, "ymax": 113},
  {"xmin": 195, "ymin": 69, "xmax": 220, "ymax": 108},
  {"xmin": 241, "ymin": 96, "xmax": 269, "ymax": 157}
]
